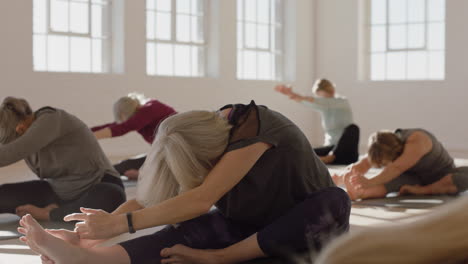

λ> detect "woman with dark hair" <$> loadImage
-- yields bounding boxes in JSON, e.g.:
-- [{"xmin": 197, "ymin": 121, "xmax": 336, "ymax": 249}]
[
  {"xmin": 91, "ymin": 93, "xmax": 177, "ymax": 180},
  {"xmin": 18, "ymin": 101, "xmax": 350, "ymax": 264},
  {"xmin": 335, "ymin": 129, "xmax": 468, "ymax": 200},
  {"xmin": 0, "ymin": 97, "xmax": 126, "ymax": 221},
  {"xmin": 275, "ymin": 79, "xmax": 359, "ymax": 165}
]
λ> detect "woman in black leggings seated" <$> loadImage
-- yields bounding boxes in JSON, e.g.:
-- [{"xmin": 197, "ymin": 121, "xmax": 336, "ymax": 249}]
[
  {"xmin": 18, "ymin": 101, "xmax": 350, "ymax": 264},
  {"xmin": 0, "ymin": 97, "xmax": 126, "ymax": 221}
]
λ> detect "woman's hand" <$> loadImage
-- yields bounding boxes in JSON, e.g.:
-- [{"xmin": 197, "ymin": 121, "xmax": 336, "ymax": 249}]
[
  {"xmin": 64, "ymin": 208, "xmax": 128, "ymax": 240},
  {"xmin": 350, "ymin": 174, "xmax": 372, "ymax": 189},
  {"xmin": 274, "ymin": 84, "xmax": 293, "ymax": 95}
]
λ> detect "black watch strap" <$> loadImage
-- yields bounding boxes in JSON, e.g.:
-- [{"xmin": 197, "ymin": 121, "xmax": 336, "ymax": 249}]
[{"xmin": 126, "ymin": 212, "xmax": 136, "ymax": 234}]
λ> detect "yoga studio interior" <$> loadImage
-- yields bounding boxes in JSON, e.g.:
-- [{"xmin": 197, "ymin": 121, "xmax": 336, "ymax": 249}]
[{"xmin": 1, "ymin": 0, "xmax": 468, "ymax": 263}]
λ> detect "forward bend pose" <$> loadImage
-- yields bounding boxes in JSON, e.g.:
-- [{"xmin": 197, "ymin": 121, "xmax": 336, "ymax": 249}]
[
  {"xmin": 19, "ymin": 101, "xmax": 351, "ymax": 264},
  {"xmin": 91, "ymin": 93, "xmax": 176, "ymax": 180},
  {"xmin": 0, "ymin": 97, "xmax": 125, "ymax": 221},
  {"xmin": 316, "ymin": 194, "xmax": 468, "ymax": 264},
  {"xmin": 335, "ymin": 129, "xmax": 468, "ymax": 200},
  {"xmin": 275, "ymin": 79, "xmax": 359, "ymax": 165}
]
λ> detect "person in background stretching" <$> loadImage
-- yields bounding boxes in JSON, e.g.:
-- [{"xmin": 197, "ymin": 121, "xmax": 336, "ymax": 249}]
[
  {"xmin": 91, "ymin": 93, "xmax": 176, "ymax": 180},
  {"xmin": 18, "ymin": 101, "xmax": 350, "ymax": 264},
  {"xmin": 0, "ymin": 97, "xmax": 125, "ymax": 221},
  {"xmin": 275, "ymin": 79, "xmax": 359, "ymax": 165},
  {"xmin": 335, "ymin": 129, "xmax": 468, "ymax": 201}
]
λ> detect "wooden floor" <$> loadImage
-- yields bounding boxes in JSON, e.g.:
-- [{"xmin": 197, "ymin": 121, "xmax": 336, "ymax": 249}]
[{"xmin": 1, "ymin": 159, "xmax": 467, "ymax": 263}]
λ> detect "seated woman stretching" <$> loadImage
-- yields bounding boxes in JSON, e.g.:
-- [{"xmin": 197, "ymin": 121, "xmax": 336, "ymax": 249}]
[
  {"xmin": 91, "ymin": 93, "xmax": 176, "ymax": 180},
  {"xmin": 275, "ymin": 79, "xmax": 359, "ymax": 165},
  {"xmin": 335, "ymin": 128, "xmax": 468, "ymax": 200},
  {"xmin": 18, "ymin": 101, "xmax": 351, "ymax": 264},
  {"xmin": 0, "ymin": 97, "xmax": 126, "ymax": 221}
]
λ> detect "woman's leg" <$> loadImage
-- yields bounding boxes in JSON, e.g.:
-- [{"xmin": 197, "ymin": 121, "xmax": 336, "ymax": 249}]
[
  {"xmin": 49, "ymin": 175, "xmax": 126, "ymax": 221},
  {"xmin": 399, "ymin": 173, "xmax": 459, "ymax": 195},
  {"xmin": 0, "ymin": 180, "xmax": 60, "ymax": 219},
  {"xmin": 162, "ymin": 187, "xmax": 351, "ymax": 263},
  {"xmin": 19, "ymin": 214, "xmax": 130, "ymax": 264},
  {"xmin": 331, "ymin": 124, "xmax": 360, "ymax": 165}
]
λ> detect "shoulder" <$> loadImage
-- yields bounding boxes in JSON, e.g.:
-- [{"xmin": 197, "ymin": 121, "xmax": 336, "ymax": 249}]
[{"xmin": 405, "ymin": 130, "xmax": 433, "ymax": 151}]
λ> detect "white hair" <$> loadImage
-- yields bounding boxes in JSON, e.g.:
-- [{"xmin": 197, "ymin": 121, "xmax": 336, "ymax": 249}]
[
  {"xmin": 315, "ymin": 196, "xmax": 468, "ymax": 264},
  {"xmin": 113, "ymin": 92, "xmax": 150, "ymax": 123},
  {"xmin": 136, "ymin": 110, "xmax": 232, "ymax": 207}
]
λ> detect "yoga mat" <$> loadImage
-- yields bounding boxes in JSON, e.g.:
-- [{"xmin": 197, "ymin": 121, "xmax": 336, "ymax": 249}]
[
  {"xmin": 353, "ymin": 194, "xmax": 460, "ymax": 209},
  {"xmin": 121, "ymin": 176, "xmax": 138, "ymax": 188},
  {"xmin": 0, "ymin": 214, "xmax": 75, "ymax": 241}
]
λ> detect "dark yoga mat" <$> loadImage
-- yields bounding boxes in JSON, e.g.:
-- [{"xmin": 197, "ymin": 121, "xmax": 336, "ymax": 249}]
[
  {"xmin": 353, "ymin": 194, "xmax": 462, "ymax": 209},
  {"xmin": 0, "ymin": 214, "xmax": 75, "ymax": 241}
]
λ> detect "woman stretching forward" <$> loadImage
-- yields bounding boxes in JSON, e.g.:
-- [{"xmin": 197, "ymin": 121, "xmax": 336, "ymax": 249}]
[
  {"xmin": 336, "ymin": 129, "xmax": 468, "ymax": 200},
  {"xmin": 19, "ymin": 101, "xmax": 350, "ymax": 264}
]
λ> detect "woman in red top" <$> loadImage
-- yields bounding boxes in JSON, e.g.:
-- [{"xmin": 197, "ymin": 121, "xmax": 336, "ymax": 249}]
[{"xmin": 92, "ymin": 93, "xmax": 177, "ymax": 180}]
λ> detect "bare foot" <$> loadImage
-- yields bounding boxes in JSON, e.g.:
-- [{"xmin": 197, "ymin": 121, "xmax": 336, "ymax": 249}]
[
  {"xmin": 124, "ymin": 169, "xmax": 139, "ymax": 180},
  {"xmin": 17, "ymin": 214, "xmax": 85, "ymax": 264},
  {"xmin": 344, "ymin": 174, "xmax": 364, "ymax": 201},
  {"xmin": 332, "ymin": 174, "xmax": 344, "ymax": 185},
  {"xmin": 16, "ymin": 204, "xmax": 58, "ymax": 220},
  {"xmin": 320, "ymin": 155, "xmax": 336, "ymax": 164},
  {"xmin": 160, "ymin": 244, "xmax": 225, "ymax": 264},
  {"xmin": 400, "ymin": 175, "xmax": 458, "ymax": 195}
]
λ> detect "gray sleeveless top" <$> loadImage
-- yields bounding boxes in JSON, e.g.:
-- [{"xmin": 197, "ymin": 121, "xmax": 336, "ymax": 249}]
[
  {"xmin": 396, "ymin": 128, "xmax": 455, "ymax": 181},
  {"xmin": 215, "ymin": 101, "xmax": 334, "ymax": 228}
]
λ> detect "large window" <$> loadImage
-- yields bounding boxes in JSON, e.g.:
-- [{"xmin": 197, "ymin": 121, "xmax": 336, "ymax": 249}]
[
  {"xmin": 146, "ymin": 0, "xmax": 207, "ymax": 77},
  {"xmin": 33, "ymin": 0, "xmax": 113, "ymax": 73},
  {"xmin": 237, "ymin": 0, "xmax": 283, "ymax": 81},
  {"xmin": 368, "ymin": 0, "xmax": 445, "ymax": 80}
]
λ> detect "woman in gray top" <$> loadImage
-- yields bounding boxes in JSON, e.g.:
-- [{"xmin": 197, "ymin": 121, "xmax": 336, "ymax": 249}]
[
  {"xmin": 18, "ymin": 101, "xmax": 350, "ymax": 264},
  {"xmin": 0, "ymin": 97, "xmax": 126, "ymax": 221},
  {"xmin": 336, "ymin": 128, "xmax": 468, "ymax": 200},
  {"xmin": 275, "ymin": 79, "xmax": 359, "ymax": 165}
]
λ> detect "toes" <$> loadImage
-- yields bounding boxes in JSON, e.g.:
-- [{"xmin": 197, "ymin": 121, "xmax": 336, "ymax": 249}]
[
  {"xmin": 19, "ymin": 236, "xmax": 28, "ymax": 243},
  {"xmin": 160, "ymin": 247, "xmax": 172, "ymax": 257},
  {"xmin": 17, "ymin": 227, "xmax": 27, "ymax": 235}
]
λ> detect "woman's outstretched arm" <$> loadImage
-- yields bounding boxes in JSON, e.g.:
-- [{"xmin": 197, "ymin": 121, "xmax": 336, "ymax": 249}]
[{"xmin": 65, "ymin": 142, "xmax": 272, "ymax": 240}]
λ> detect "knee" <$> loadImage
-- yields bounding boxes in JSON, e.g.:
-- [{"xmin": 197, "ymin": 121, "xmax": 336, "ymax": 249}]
[
  {"xmin": 311, "ymin": 187, "xmax": 351, "ymax": 227},
  {"xmin": 92, "ymin": 184, "xmax": 126, "ymax": 209}
]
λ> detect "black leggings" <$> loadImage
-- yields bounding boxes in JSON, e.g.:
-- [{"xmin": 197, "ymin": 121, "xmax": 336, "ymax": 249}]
[
  {"xmin": 314, "ymin": 124, "xmax": 360, "ymax": 165},
  {"xmin": 0, "ymin": 175, "xmax": 126, "ymax": 221},
  {"xmin": 113, "ymin": 155, "xmax": 146, "ymax": 175},
  {"xmin": 120, "ymin": 187, "xmax": 351, "ymax": 264}
]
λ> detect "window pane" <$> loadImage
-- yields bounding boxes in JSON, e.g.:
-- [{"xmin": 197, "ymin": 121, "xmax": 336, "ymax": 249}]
[
  {"xmin": 191, "ymin": 0, "xmax": 204, "ymax": 15},
  {"xmin": 258, "ymin": 52, "xmax": 272, "ymax": 80},
  {"xmin": 33, "ymin": 35, "xmax": 47, "ymax": 71},
  {"xmin": 147, "ymin": 0, "xmax": 156, "ymax": 10},
  {"xmin": 388, "ymin": 25, "xmax": 407, "ymax": 50},
  {"xmin": 51, "ymin": 0, "xmax": 69, "ymax": 32},
  {"xmin": 408, "ymin": 24, "xmax": 425, "ymax": 49},
  {"xmin": 176, "ymin": 14, "xmax": 191, "ymax": 42},
  {"xmin": 92, "ymin": 4, "xmax": 103, "ymax": 37},
  {"xmin": 371, "ymin": 25, "xmax": 386, "ymax": 52},
  {"xmin": 70, "ymin": 2, "xmax": 89, "ymax": 34},
  {"xmin": 371, "ymin": 53, "xmax": 386, "ymax": 80},
  {"xmin": 155, "ymin": 43, "xmax": 174, "ymax": 75},
  {"xmin": 146, "ymin": 42, "xmax": 156, "ymax": 75},
  {"xmin": 48, "ymin": 35, "xmax": 69, "ymax": 71},
  {"xmin": 407, "ymin": 51, "xmax": 427, "ymax": 79},
  {"xmin": 237, "ymin": 22, "xmax": 243, "ymax": 47},
  {"xmin": 257, "ymin": 0, "xmax": 270, "ymax": 24},
  {"xmin": 427, "ymin": 22, "xmax": 445, "ymax": 50},
  {"xmin": 428, "ymin": 51, "xmax": 444, "ymax": 79},
  {"xmin": 177, "ymin": 0, "xmax": 190, "ymax": 13},
  {"xmin": 156, "ymin": 0, "xmax": 172, "ymax": 11},
  {"xmin": 408, "ymin": 0, "xmax": 425, "ymax": 23},
  {"xmin": 156, "ymin": 12, "xmax": 172, "ymax": 40},
  {"xmin": 33, "ymin": 0, "xmax": 47, "ymax": 34},
  {"xmin": 245, "ymin": 0, "xmax": 257, "ymax": 22},
  {"xmin": 174, "ymin": 45, "xmax": 191, "ymax": 76},
  {"xmin": 237, "ymin": 0, "xmax": 243, "ymax": 20},
  {"xmin": 191, "ymin": 16, "xmax": 204, "ymax": 43},
  {"xmin": 257, "ymin": 24, "xmax": 269, "ymax": 49},
  {"xmin": 70, "ymin": 37, "xmax": 91, "ymax": 72},
  {"xmin": 386, "ymin": 52, "xmax": 406, "ymax": 80},
  {"xmin": 428, "ymin": 0, "xmax": 445, "ymax": 21},
  {"xmin": 388, "ymin": 0, "xmax": 406, "ymax": 24},
  {"xmin": 92, "ymin": 39, "xmax": 103, "ymax": 72},
  {"xmin": 371, "ymin": 0, "xmax": 386, "ymax": 25},
  {"xmin": 243, "ymin": 51, "xmax": 257, "ymax": 79},
  {"xmin": 147, "ymin": 11, "xmax": 156, "ymax": 39},
  {"xmin": 191, "ymin": 46, "xmax": 204, "ymax": 76},
  {"xmin": 245, "ymin": 23, "xmax": 256, "ymax": 48}
]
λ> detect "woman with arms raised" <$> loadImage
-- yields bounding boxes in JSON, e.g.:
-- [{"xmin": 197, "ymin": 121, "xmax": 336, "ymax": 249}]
[
  {"xmin": 18, "ymin": 101, "xmax": 351, "ymax": 264},
  {"xmin": 0, "ymin": 97, "xmax": 125, "ymax": 221}
]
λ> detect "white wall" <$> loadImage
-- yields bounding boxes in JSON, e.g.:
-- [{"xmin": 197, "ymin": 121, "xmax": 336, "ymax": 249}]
[
  {"xmin": 0, "ymin": 0, "xmax": 319, "ymax": 158},
  {"xmin": 315, "ymin": 0, "xmax": 468, "ymax": 155}
]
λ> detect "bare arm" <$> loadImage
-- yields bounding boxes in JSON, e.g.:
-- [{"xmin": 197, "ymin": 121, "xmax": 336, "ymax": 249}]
[
  {"xmin": 274, "ymin": 84, "xmax": 315, "ymax": 103},
  {"xmin": 66, "ymin": 142, "xmax": 272, "ymax": 239},
  {"xmin": 367, "ymin": 131, "xmax": 432, "ymax": 186},
  {"xmin": 111, "ymin": 199, "xmax": 144, "ymax": 215},
  {"xmin": 93, "ymin": 127, "xmax": 112, "ymax": 139}
]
